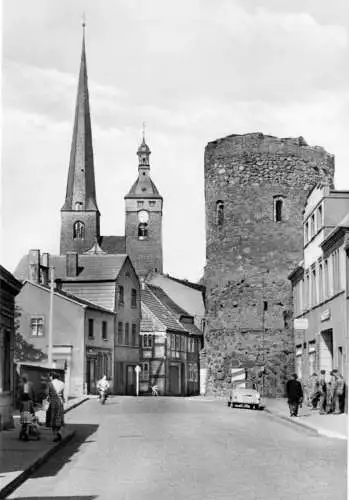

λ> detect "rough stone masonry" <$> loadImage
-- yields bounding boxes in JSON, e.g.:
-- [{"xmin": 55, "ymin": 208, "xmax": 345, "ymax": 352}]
[{"xmin": 203, "ymin": 132, "xmax": 334, "ymax": 397}]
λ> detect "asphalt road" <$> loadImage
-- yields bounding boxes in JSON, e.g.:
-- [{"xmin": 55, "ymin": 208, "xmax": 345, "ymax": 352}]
[{"xmin": 8, "ymin": 397, "xmax": 346, "ymax": 500}]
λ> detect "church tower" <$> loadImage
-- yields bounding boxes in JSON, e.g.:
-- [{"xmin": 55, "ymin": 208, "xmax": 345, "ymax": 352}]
[
  {"xmin": 60, "ymin": 26, "xmax": 100, "ymax": 254},
  {"xmin": 125, "ymin": 135, "xmax": 163, "ymax": 277}
]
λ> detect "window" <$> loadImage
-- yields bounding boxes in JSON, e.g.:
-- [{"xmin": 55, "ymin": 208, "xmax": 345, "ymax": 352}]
[
  {"xmin": 332, "ymin": 249, "xmax": 341, "ymax": 293},
  {"xmin": 149, "ymin": 201, "xmax": 156, "ymax": 207},
  {"xmin": 317, "ymin": 205, "xmax": 323, "ymax": 230},
  {"xmin": 118, "ymin": 286, "xmax": 124, "ymax": 305},
  {"xmin": 102, "ymin": 321, "xmax": 108, "ymax": 340},
  {"xmin": 216, "ymin": 201, "xmax": 224, "ymax": 226},
  {"xmin": 275, "ymin": 199, "xmax": 283, "ymax": 222},
  {"xmin": 200, "ymin": 319, "xmax": 206, "ymax": 332},
  {"xmin": 311, "ymin": 267, "xmax": 317, "ymax": 306},
  {"xmin": 117, "ymin": 321, "xmax": 123, "ymax": 344},
  {"xmin": 138, "ymin": 223, "xmax": 148, "ymax": 239},
  {"xmin": 310, "ymin": 214, "xmax": 315, "ymax": 238},
  {"xmin": 73, "ymin": 221, "xmax": 85, "ymax": 239},
  {"xmin": 31, "ymin": 317, "xmax": 44, "ymax": 337},
  {"xmin": 131, "ymin": 289, "xmax": 137, "ymax": 308},
  {"xmin": 304, "ymin": 273, "xmax": 309, "ymax": 310},
  {"xmin": 75, "ymin": 202, "xmax": 83, "ymax": 211},
  {"xmin": 304, "ymin": 222, "xmax": 308, "ymax": 244},
  {"xmin": 88, "ymin": 319, "xmax": 94, "ymax": 339},
  {"xmin": 324, "ymin": 259, "xmax": 329, "ymax": 299},
  {"xmin": 143, "ymin": 334, "xmax": 152, "ymax": 348},
  {"xmin": 137, "ymin": 201, "xmax": 144, "ymax": 208},
  {"xmin": 319, "ymin": 262, "xmax": 323, "ymax": 303},
  {"xmin": 131, "ymin": 324, "xmax": 137, "ymax": 346},
  {"xmin": 141, "ymin": 362, "xmax": 149, "ymax": 381},
  {"xmin": 125, "ymin": 323, "xmax": 130, "ymax": 345}
]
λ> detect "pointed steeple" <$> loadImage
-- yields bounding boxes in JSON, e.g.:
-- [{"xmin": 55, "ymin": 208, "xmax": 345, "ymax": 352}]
[{"xmin": 62, "ymin": 26, "xmax": 99, "ymax": 212}]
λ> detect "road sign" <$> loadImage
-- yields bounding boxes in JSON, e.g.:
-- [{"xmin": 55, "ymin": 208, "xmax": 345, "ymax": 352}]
[
  {"xmin": 135, "ymin": 365, "xmax": 141, "ymax": 373},
  {"xmin": 294, "ymin": 318, "xmax": 308, "ymax": 330}
]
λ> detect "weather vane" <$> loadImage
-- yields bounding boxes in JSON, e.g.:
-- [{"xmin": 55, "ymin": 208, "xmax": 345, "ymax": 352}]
[{"xmin": 82, "ymin": 12, "xmax": 86, "ymax": 30}]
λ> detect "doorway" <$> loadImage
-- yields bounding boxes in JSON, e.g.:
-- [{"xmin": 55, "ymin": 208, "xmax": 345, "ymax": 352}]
[
  {"xmin": 319, "ymin": 329, "xmax": 333, "ymax": 373},
  {"xmin": 86, "ymin": 357, "xmax": 97, "ymax": 394},
  {"xmin": 126, "ymin": 365, "xmax": 136, "ymax": 395},
  {"xmin": 169, "ymin": 365, "xmax": 180, "ymax": 395}
]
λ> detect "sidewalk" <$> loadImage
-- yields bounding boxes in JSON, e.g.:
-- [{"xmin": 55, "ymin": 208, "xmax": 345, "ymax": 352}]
[
  {"xmin": 0, "ymin": 396, "xmax": 89, "ymax": 499},
  {"xmin": 263, "ymin": 397, "xmax": 348, "ymax": 440}
]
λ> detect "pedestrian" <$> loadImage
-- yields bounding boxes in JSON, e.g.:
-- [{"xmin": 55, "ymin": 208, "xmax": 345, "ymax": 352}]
[
  {"xmin": 286, "ymin": 373, "xmax": 303, "ymax": 417},
  {"xmin": 46, "ymin": 372, "xmax": 65, "ymax": 442},
  {"xmin": 152, "ymin": 385, "xmax": 159, "ymax": 397},
  {"xmin": 333, "ymin": 371, "xmax": 345, "ymax": 415},
  {"xmin": 19, "ymin": 393, "xmax": 35, "ymax": 441},
  {"xmin": 326, "ymin": 371, "xmax": 337, "ymax": 414},
  {"xmin": 17, "ymin": 374, "xmax": 35, "ymax": 405},
  {"xmin": 318, "ymin": 370, "xmax": 327, "ymax": 415},
  {"xmin": 309, "ymin": 373, "xmax": 319, "ymax": 409}
]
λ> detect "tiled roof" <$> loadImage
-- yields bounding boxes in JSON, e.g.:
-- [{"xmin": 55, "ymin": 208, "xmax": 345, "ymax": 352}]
[
  {"xmin": 14, "ymin": 254, "xmax": 128, "ymax": 282},
  {"xmin": 125, "ymin": 177, "xmax": 162, "ymax": 199},
  {"xmin": 99, "ymin": 236, "xmax": 126, "ymax": 254},
  {"xmin": 141, "ymin": 286, "xmax": 186, "ymax": 333},
  {"xmin": 147, "ymin": 285, "xmax": 190, "ymax": 319},
  {"xmin": 148, "ymin": 285, "xmax": 202, "ymax": 336}
]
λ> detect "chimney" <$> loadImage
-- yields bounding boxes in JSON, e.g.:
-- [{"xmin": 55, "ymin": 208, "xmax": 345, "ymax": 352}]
[
  {"xmin": 140, "ymin": 277, "xmax": 146, "ymax": 290},
  {"xmin": 41, "ymin": 253, "xmax": 50, "ymax": 285},
  {"xmin": 66, "ymin": 252, "xmax": 78, "ymax": 278},
  {"xmin": 28, "ymin": 249, "xmax": 40, "ymax": 283}
]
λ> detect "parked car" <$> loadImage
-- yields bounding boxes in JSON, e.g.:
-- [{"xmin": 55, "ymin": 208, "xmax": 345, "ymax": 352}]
[{"xmin": 227, "ymin": 381, "xmax": 262, "ymax": 410}]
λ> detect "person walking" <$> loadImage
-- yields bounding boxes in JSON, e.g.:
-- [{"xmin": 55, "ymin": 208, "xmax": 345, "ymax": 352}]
[
  {"xmin": 333, "ymin": 371, "xmax": 345, "ymax": 414},
  {"xmin": 46, "ymin": 372, "xmax": 65, "ymax": 442},
  {"xmin": 309, "ymin": 373, "xmax": 319, "ymax": 409},
  {"xmin": 318, "ymin": 370, "xmax": 327, "ymax": 415},
  {"xmin": 286, "ymin": 374, "xmax": 303, "ymax": 417},
  {"xmin": 152, "ymin": 385, "xmax": 159, "ymax": 397}
]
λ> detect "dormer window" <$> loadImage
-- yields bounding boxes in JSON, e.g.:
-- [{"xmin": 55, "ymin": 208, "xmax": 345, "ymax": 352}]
[
  {"xmin": 273, "ymin": 196, "xmax": 284, "ymax": 222},
  {"xmin": 216, "ymin": 201, "xmax": 224, "ymax": 226},
  {"xmin": 73, "ymin": 221, "xmax": 85, "ymax": 239}
]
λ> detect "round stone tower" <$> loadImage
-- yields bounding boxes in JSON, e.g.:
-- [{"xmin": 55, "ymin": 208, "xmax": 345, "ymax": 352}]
[{"xmin": 203, "ymin": 133, "xmax": 335, "ymax": 396}]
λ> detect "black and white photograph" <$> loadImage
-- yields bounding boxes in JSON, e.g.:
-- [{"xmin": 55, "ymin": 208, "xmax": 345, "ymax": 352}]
[{"xmin": 0, "ymin": 0, "xmax": 348, "ymax": 498}]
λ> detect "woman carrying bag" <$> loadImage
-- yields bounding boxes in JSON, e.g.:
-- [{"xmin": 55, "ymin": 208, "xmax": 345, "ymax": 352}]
[{"xmin": 45, "ymin": 372, "xmax": 65, "ymax": 442}]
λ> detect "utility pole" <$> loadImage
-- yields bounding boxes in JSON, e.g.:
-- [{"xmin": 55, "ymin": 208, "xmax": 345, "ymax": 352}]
[{"xmin": 48, "ymin": 265, "xmax": 55, "ymax": 366}]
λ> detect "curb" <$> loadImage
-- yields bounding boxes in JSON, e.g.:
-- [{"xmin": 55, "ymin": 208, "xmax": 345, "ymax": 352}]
[
  {"xmin": 264, "ymin": 408, "xmax": 347, "ymax": 440},
  {"xmin": 0, "ymin": 430, "xmax": 75, "ymax": 499},
  {"xmin": 64, "ymin": 396, "xmax": 89, "ymax": 414}
]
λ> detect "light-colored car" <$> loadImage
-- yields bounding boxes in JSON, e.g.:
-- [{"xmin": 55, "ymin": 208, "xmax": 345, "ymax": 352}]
[{"xmin": 227, "ymin": 381, "xmax": 262, "ymax": 410}]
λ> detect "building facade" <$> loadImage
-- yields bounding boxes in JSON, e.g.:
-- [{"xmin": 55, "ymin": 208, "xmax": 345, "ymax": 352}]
[
  {"xmin": 289, "ymin": 185, "xmax": 349, "ymax": 390},
  {"xmin": 16, "ymin": 280, "xmax": 115, "ymax": 397},
  {"xmin": 0, "ymin": 266, "xmax": 22, "ymax": 430},
  {"xmin": 15, "ymin": 250, "xmax": 141, "ymax": 395},
  {"xmin": 204, "ymin": 133, "xmax": 335, "ymax": 396},
  {"xmin": 139, "ymin": 285, "xmax": 202, "ymax": 396}
]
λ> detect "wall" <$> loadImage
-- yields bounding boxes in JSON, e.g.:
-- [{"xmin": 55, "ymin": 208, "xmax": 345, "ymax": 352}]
[
  {"xmin": 125, "ymin": 197, "xmax": 163, "ymax": 276},
  {"xmin": 204, "ymin": 132, "xmax": 335, "ymax": 396},
  {"xmin": 60, "ymin": 210, "xmax": 100, "ymax": 254},
  {"xmin": 16, "ymin": 283, "xmax": 85, "ymax": 397},
  {"xmin": 114, "ymin": 259, "xmax": 141, "ymax": 394}
]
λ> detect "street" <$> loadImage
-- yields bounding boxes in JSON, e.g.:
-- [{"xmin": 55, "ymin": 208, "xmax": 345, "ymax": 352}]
[{"xmin": 8, "ymin": 397, "xmax": 346, "ymax": 500}]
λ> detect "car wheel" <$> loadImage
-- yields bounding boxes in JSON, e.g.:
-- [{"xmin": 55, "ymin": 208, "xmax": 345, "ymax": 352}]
[
  {"xmin": 232, "ymin": 403, "xmax": 236, "ymax": 408},
  {"xmin": 255, "ymin": 404, "xmax": 259, "ymax": 410},
  {"xmin": 227, "ymin": 401, "xmax": 231, "ymax": 407}
]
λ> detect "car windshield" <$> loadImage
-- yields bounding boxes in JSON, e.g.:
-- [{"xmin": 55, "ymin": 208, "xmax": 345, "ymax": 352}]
[{"xmin": 232, "ymin": 381, "xmax": 257, "ymax": 391}]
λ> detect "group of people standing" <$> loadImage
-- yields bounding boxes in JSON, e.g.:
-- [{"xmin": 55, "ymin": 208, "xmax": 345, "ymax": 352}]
[
  {"xmin": 286, "ymin": 370, "xmax": 346, "ymax": 418},
  {"xmin": 308, "ymin": 370, "xmax": 345, "ymax": 415},
  {"xmin": 17, "ymin": 372, "xmax": 65, "ymax": 442}
]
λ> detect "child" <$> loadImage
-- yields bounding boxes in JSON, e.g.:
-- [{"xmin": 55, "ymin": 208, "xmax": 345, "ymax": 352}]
[
  {"xmin": 19, "ymin": 393, "xmax": 35, "ymax": 441},
  {"xmin": 29, "ymin": 415, "xmax": 41, "ymax": 440}
]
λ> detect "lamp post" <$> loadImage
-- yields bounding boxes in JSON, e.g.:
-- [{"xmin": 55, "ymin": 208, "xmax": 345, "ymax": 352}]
[{"xmin": 48, "ymin": 266, "xmax": 55, "ymax": 366}]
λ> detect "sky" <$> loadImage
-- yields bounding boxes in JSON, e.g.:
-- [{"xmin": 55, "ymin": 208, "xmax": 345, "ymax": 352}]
[{"xmin": 1, "ymin": 0, "xmax": 349, "ymax": 282}]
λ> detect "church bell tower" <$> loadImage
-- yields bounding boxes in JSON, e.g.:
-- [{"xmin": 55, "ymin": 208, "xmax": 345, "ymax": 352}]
[
  {"xmin": 125, "ymin": 133, "xmax": 163, "ymax": 277},
  {"xmin": 60, "ymin": 25, "xmax": 100, "ymax": 254}
]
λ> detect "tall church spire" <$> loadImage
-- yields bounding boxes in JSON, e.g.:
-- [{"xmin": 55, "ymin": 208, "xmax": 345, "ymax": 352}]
[
  {"xmin": 60, "ymin": 25, "xmax": 100, "ymax": 254},
  {"xmin": 61, "ymin": 25, "xmax": 98, "ymax": 212}
]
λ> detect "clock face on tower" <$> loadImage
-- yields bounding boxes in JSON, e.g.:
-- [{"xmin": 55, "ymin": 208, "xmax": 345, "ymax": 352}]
[{"xmin": 138, "ymin": 210, "xmax": 149, "ymax": 223}]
